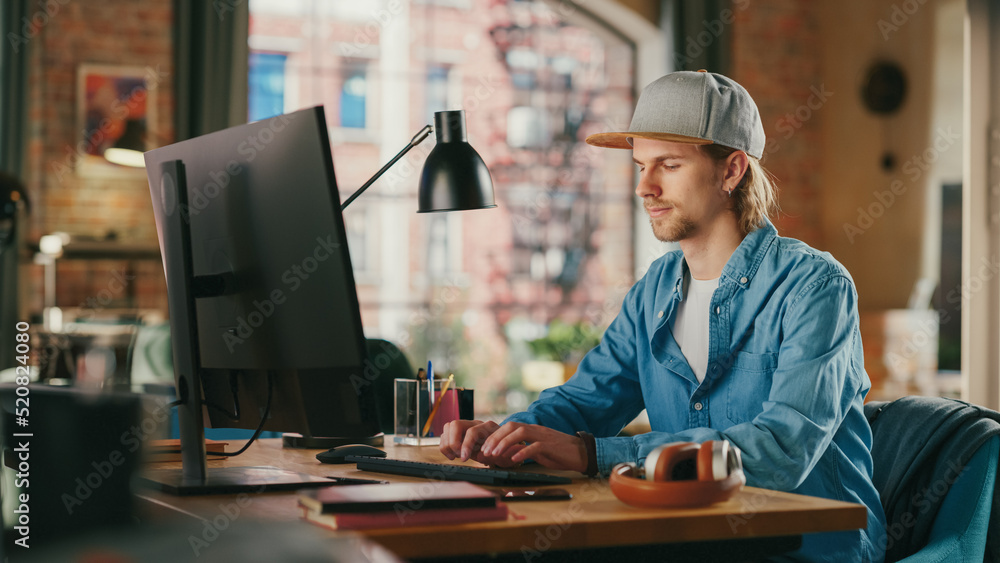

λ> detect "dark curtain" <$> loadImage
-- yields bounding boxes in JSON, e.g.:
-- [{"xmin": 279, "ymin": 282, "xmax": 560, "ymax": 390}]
[
  {"xmin": 173, "ymin": 0, "xmax": 250, "ymax": 141},
  {"xmin": 0, "ymin": 0, "xmax": 31, "ymax": 370},
  {"xmin": 668, "ymin": 0, "xmax": 732, "ymax": 74},
  {"xmin": 0, "ymin": 0, "xmax": 29, "ymax": 175}
]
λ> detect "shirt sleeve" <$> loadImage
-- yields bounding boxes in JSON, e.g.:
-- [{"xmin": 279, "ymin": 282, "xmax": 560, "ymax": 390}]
[
  {"xmin": 595, "ymin": 274, "xmax": 866, "ymax": 486},
  {"xmin": 504, "ymin": 282, "xmax": 647, "ymax": 439}
]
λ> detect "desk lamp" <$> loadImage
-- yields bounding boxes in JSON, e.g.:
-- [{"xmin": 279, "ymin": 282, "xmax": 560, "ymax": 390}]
[
  {"xmin": 107, "ymin": 109, "xmax": 498, "ymax": 216},
  {"xmin": 341, "ymin": 109, "xmax": 496, "ymax": 213}
]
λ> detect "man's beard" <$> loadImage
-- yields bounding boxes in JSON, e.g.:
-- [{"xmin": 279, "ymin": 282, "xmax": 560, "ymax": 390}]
[{"xmin": 648, "ymin": 206, "xmax": 697, "ymax": 242}]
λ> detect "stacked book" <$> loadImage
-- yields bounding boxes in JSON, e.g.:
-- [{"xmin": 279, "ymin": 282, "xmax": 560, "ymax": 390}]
[
  {"xmin": 145, "ymin": 438, "xmax": 229, "ymax": 462},
  {"xmin": 298, "ymin": 480, "xmax": 509, "ymax": 530}
]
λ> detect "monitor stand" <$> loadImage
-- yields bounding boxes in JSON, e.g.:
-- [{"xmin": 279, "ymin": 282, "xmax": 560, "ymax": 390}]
[{"xmin": 140, "ymin": 466, "xmax": 335, "ymax": 496}]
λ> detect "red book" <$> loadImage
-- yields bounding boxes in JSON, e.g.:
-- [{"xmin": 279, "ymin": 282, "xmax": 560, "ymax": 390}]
[
  {"xmin": 297, "ymin": 481, "xmax": 497, "ymax": 514},
  {"xmin": 300, "ymin": 503, "xmax": 509, "ymax": 530}
]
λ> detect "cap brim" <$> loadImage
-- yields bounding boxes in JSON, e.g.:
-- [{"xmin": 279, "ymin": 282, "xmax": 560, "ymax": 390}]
[{"xmin": 585, "ymin": 131, "xmax": 713, "ymax": 149}]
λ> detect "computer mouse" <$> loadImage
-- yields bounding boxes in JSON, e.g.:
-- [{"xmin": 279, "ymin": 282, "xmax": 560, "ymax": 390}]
[{"xmin": 316, "ymin": 444, "xmax": 387, "ymax": 464}]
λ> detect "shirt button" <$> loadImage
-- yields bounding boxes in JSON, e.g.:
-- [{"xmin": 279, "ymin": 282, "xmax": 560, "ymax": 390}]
[
  {"xmin": 694, "ymin": 402, "xmax": 703, "ymax": 411},
  {"xmin": 740, "ymin": 276, "xmax": 748, "ymax": 284},
  {"xmin": 657, "ymin": 310, "xmax": 664, "ymax": 319},
  {"xmin": 715, "ymin": 306, "xmax": 720, "ymax": 314}
]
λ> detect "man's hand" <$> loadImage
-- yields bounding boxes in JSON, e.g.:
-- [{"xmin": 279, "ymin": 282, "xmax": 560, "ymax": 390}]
[
  {"xmin": 439, "ymin": 419, "xmax": 506, "ymax": 464},
  {"xmin": 440, "ymin": 420, "xmax": 588, "ymax": 473}
]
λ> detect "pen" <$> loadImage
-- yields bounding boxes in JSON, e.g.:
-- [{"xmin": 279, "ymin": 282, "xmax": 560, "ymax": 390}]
[
  {"xmin": 427, "ymin": 360, "xmax": 435, "ymax": 409},
  {"xmin": 422, "ymin": 374, "xmax": 454, "ymax": 437}
]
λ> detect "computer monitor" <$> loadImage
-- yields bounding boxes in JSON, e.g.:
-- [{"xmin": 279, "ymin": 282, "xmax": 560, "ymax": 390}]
[{"xmin": 142, "ymin": 106, "xmax": 381, "ymax": 494}]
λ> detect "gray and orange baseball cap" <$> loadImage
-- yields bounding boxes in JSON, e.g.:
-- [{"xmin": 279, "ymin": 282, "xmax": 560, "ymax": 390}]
[{"xmin": 585, "ymin": 70, "xmax": 765, "ymax": 159}]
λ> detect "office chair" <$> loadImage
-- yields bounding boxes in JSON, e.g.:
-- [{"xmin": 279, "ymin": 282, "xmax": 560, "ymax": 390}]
[
  {"xmin": 895, "ymin": 435, "xmax": 997, "ymax": 562},
  {"xmin": 364, "ymin": 338, "xmax": 416, "ymax": 434},
  {"xmin": 865, "ymin": 396, "xmax": 1000, "ymax": 562}
]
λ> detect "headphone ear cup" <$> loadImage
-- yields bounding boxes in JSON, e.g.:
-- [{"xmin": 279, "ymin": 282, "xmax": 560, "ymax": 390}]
[
  {"xmin": 696, "ymin": 440, "xmax": 717, "ymax": 481},
  {"xmin": 648, "ymin": 442, "xmax": 699, "ymax": 482},
  {"xmin": 727, "ymin": 442, "xmax": 747, "ymax": 486},
  {"xmin": 643, "ymin": 444, "xmax": 668, "ymax": 481},
  {"xmin": 613, "ymin": 462, "xmax": 640, "ymax": 478},
  {"xmin": 696, "ymin": 440, "xmax": 732, "ymax": 481}
]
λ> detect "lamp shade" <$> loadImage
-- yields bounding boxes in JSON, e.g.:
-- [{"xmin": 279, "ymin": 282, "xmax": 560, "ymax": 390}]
[
  {"xmin": 417, "ymin": 110, "xmax": 497, "ymax": 213},
  {"xmin": 103, "ymin": 119, "xmax": 147, "ymax": 168}
]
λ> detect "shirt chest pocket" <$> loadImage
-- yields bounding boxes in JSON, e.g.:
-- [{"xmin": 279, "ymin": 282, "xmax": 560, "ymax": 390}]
[{"xmin": 725, "ymin": 351, "xmax": 778, "ymax": 425}]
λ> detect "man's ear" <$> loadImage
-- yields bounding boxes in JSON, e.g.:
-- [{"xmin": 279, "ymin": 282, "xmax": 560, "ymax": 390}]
[{"xmin": 721, "ymin": 150, "xmax": 749, "ymax": 195}]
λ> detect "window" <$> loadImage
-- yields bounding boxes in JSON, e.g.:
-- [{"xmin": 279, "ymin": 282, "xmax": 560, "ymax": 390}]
[
  {"xmin": 340, "ymin": 67, "xmax": 368, "ymax": 129},
  {"xmin": 248, "ymin": 52, "xmax": 287, "ymax": 121},
  {"xmin": 426, "ymin": 65, "xmax": 451, "ymax": 123},
  {"xmin": 249, "ymin": 0, "xmax": 637, "ymax": 414},
  {"xmin": 344, "ymin": 204, "xmax": 373, "ymax": 275}
]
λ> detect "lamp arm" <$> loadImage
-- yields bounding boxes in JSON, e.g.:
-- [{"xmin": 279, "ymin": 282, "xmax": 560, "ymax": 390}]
[{"xmin": 341, "ymin": 125, "xmax": 434, "ymax": 210}]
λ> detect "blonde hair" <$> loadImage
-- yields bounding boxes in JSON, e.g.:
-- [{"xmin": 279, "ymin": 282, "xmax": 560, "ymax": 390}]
[{"xmin": 701, "ymin": 144, "xmax": 780, "ymax": 235}]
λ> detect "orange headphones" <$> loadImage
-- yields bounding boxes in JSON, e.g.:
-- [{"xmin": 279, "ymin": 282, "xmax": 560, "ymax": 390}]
[{"xmin": 609, "ymin": 440, "xmax": 746, "ymax": 508}]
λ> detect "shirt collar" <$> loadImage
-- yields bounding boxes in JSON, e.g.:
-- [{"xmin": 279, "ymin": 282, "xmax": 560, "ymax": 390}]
[
  {"xmin": 669, "ymin": 217, "xmax": 778, "ymax": 296},
  {"xmin": 721, "ymin": 217, "xmax": 777, "ymax": 289}
]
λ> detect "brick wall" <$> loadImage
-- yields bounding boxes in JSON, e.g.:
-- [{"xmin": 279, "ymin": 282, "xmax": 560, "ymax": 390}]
[
  {"xmin": 23, "ymin": 1, "xmax": 173, "ymax": 316},
  {"xmin": 730, "ymin": 0, "xmax": 825, "ymax": 248},
  {"xmin": 728, "ymin": 0, "xmax": 944, "ymax": 401}
]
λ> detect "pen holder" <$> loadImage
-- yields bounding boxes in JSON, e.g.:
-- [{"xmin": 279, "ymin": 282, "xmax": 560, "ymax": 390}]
[{"xmin": 393, "ymin": 378, "xmax": 473, "ymax": 446}]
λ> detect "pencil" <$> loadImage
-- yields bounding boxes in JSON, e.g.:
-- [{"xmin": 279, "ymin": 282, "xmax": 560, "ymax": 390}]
[{"xmin": 422, "ymin": 374, "xmax": 454, "ymax": 437}]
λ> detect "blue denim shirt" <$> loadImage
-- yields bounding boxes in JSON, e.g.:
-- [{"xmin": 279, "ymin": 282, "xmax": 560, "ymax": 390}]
[{"xmin": 506, "ymin": 219, "xmax": 886, "ymax": 562}]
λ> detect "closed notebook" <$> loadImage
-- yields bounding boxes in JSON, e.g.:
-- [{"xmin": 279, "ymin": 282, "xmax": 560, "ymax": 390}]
[
  {"xmin": 297, "ymin": 480, "xmax": 497, "ymax": 514},
  {"xmin": 300, "ymin": 502, "xmax": 509, "ymax": 530}
]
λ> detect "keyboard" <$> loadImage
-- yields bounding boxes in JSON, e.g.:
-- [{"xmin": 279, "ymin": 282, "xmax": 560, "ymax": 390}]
[{"xmin": 345, "ymin": 456, "xmax": 573, "ymax": 486}]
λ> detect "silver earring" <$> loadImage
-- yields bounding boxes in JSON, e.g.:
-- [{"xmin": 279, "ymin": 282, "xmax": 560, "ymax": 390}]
[{"xmin": 728, "ymin": 188, "xmax": 733, "ymax": 198}]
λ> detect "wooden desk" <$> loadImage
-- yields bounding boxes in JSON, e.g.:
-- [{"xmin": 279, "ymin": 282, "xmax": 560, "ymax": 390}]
[{"xmin": 138, "ymin": 438, "xmax": 866, "ymax": 561}]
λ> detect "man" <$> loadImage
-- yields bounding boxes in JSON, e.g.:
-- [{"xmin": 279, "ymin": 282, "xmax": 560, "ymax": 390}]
[{"xmin": 440, "ymin": 71, "xmax": 886, "ymax": 562}]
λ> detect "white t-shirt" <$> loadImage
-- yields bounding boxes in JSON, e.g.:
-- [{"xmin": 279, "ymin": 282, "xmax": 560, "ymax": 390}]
[{"xmin": 671, "ymin": 274, "xmax": 720, "ymax": 383}]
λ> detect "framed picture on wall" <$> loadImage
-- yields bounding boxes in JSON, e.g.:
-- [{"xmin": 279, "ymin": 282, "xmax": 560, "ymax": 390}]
[{"xmin": 75, "ymin": 64, "xmax": 158, "ymax": 178}]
